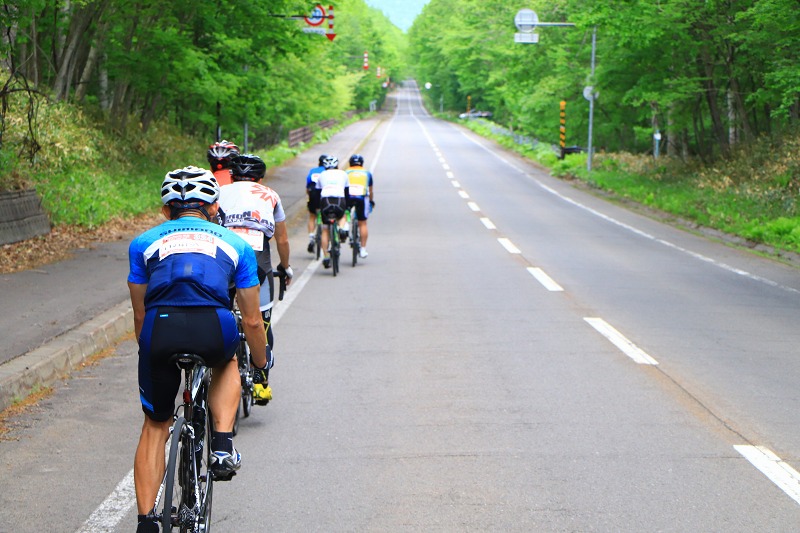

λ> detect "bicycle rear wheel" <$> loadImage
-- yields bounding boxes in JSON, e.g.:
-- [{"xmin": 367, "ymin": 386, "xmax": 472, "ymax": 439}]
[
  {"xmin": 196, "ymin": 397, "xmax": 214, "ymax": 531},
  {"xmin": 351, "ymin": 217, "xmax": 360, "ymax": 267},
  {"xmin": 329, "ymin": 225, "xmax": 339, "ymax": 276},
  {"xmin": 162, "ymin": 417, "xmax": 185, "ymax": 532},
  {"xmin": 314, "ymin": 224, "xmax": 322, "ymax": 260}
]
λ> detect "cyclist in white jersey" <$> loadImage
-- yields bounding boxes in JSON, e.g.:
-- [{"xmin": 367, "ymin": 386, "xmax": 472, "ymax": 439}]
[
  {"xmin": 316, "ymin": 155, "xmax": 350, "ymax": 269},
  {"xmin": 218, "ymin": 153, "xmax": 293, "ymax": 403}
]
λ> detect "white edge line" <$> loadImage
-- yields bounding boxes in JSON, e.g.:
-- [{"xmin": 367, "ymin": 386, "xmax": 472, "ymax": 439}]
[
  {"xmin": 735, "ymin": 445, "xmax": 800, "ymax": 506},
  {"xmin": 584, "ymin": 317, "xmax": 659, "ymax": 365},
  {"xmin": 498, "ymin": 238, "xmax": 521, "ymax": 254},
  {"xmin": 76, "ymin": 470, "xmax": 135, "ymax": 532},
  {"xmin": 453, "ymin": 125, "xmax": 800, "ymax": 296},
  {"xmin": 527, "ymin": 267, "xmax": 564, "ymax": 292}
]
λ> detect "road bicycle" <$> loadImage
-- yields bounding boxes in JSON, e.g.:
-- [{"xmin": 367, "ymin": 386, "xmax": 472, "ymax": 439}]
[
  {"xmin": 234, "ymin": 269, "xmax": 287, "ymax": 431},
  {"xmin": 318, "ymin": 210, "xmax": 343, "ymax": 276},
  {"xmin": 156, "ymin": 353, "xmax": 214, "ymax": 532},
  {"xmin": 348, "ymin": 206, "xmax": 361, "ymax": 267}
]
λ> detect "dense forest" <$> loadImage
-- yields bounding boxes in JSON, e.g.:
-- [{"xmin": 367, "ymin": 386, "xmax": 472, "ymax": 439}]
[
  {"xmin": 0, "ymin": 0, "xmax": 407, "ymax": 157},
  {"xmin": 410, "ymin": 0, "xmax": 800, "ymax": 160}
]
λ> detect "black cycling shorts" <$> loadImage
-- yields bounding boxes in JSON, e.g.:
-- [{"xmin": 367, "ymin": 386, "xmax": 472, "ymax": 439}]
[
  {"xmin": 137, "ymin": 306, "xmax": 239, "ymax": 422},
  {"xmin": 347, "ymin": 197, "xmax": 369, "ymax": 221},
  {"xmin": 307, "ymin": 188, "xmax": 321, "ymax": 213},
  {"xmin": 319, "ymin": 196, "xmax": 346, "ymax": 224}
]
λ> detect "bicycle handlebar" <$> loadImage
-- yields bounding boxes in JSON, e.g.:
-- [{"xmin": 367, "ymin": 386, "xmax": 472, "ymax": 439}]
[{"xmin": 274, "ymin": 269, "xmax": 287, "ymax": 301}]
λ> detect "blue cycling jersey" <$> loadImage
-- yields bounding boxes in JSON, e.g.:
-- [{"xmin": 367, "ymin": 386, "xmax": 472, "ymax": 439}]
[
  {"xmin": 306, "ymin": 165, "xmax": 325, "ymax": 189},
  {"xmin": 128, "ymin": 217, "xmax": 259, "ymax": 310}
]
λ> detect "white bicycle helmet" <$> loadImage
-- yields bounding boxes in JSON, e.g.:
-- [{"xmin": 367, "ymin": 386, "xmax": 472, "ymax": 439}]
[
  {"xmin": 161, "ymin": 166, "xmax": 220, "ymax": 205},
  {"xmin": 321, "ymin": 155, "xmax": 339, "ymax": 169},
  {"xmin": 207, "ymin": 140, "xmax": 240, "ymax": 168}
]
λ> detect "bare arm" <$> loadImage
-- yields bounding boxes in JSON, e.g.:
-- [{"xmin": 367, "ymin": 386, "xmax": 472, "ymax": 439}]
[
  {"xmin": 236, "ymin": 285, "xmax": 268, "ymax": 367},
  {"xmin": 273, "ymin": 221, "xmax": 292, "ymax": 287},
  {"xmin": 127, "ymin": 282, "xmax": 147, "ymax": 340}
]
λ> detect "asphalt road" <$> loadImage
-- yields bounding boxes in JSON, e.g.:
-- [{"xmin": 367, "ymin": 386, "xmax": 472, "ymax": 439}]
[{"xmin": 2, "ymin": 83, "xmax": 800, "ymax": 532}]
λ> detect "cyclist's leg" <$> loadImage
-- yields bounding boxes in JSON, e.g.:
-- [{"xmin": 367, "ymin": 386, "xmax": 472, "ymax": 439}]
[
  {"xmin": 207, "ymin": 307, "xmax": 241, "ymax": 434},
  {"xmin": 356, "ymin": 197, "xmax": 369, "ymax": 247},
  {"xmin": 134, "ymin": 308, "xmax": 184, "ymax": 516}
]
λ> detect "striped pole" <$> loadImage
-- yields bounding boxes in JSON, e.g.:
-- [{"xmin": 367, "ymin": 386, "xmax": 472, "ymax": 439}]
[{"xmin": 559, "ymin": 100, "xmax": 566, "ymax": 159}]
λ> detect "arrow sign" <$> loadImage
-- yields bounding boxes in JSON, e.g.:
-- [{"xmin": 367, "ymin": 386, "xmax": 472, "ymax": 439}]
[{"xmin": 326, "ymin": 5, "xmax": 336, "ymax": 41}]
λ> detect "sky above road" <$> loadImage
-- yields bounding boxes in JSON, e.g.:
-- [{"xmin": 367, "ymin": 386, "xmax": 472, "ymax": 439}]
[{"xmin": 364, "ymin": 0, "xmax": 430, "ymax": 32}]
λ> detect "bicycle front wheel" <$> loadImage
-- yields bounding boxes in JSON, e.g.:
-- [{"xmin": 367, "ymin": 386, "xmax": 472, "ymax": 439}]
[
  {"xmin": 329, "ymin": 225, "xmax": 339, "ymax": 276},
  {"xmin": 162, "ymin": 417, "xmax": 185, "ymax": 532}
]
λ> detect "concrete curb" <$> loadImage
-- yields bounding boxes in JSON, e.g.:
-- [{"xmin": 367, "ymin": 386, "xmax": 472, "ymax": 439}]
[{"xmin": 0, "ymin": 300, "xmax": 132, "ymax": 412}]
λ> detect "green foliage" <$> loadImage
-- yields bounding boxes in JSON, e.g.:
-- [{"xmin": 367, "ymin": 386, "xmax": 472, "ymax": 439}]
[{"xmin": 410, "ymin": 0, "xmax": 800, "ymax": 159}]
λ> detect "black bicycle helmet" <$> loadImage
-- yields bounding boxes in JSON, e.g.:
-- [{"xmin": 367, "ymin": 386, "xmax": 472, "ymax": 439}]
[
  {"xmin": 231, "ymin": 153, "xmax": 267, "ymax": 181},
  {"xmin": 207, "ymin": 140, "xmax": 240, "ymax": 169},
  {"xmin": 318, "ymin": 154, "xmax": 329, "ymax": 166},
  {"xmin": 161, "ymin": 166, "xmax": 220, "ymax": 206},
  {"xmin": 321, "ymin": 155, "xmax": 339, "ymax": 170},
  {"xmin": 349, "ymin": 154, "xmax": 364, "ymax": 167}
]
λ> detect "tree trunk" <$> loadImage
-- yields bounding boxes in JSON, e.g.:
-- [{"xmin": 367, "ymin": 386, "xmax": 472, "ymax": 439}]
[
  {"xmin": 698, "ymin": 48, "xmax": 729, "ymax": 158},
  {"xmin": 54, "ymin": 0, "xmax": 110, "ymax": 101},
  {"xmin": 75, "ymin": 42, "xmax": 98, "ymax": 102}
]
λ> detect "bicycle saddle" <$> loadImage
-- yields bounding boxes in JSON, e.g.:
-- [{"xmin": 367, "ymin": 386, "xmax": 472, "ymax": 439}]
[{"xmin": 168, "ymin": 353, "xmax": 209, "ymax": 369}]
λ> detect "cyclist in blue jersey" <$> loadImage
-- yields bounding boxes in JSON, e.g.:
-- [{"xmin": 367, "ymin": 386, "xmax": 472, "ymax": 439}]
[
  {"xmin": 346, "ymin": 154, "xmax": 374, "ymax": 258},
  {"xmin": 128, "ymin": 166, "xmax": 269, "ymax": 533},
  {"xmin": 306, "ymin": 154, "xmax": 327, "ymax": 253}
]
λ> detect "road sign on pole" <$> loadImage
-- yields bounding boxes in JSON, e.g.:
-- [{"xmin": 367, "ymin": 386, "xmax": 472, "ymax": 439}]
[{"xmin": 301, "ymin": 4, "xmax": 335, "ymax": 41}]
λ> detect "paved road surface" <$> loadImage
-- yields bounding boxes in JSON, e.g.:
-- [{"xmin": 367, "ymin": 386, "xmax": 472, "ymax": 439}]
[{"xmin": 2, "ymin": 83, "xmax": 800, "ymax": 531}]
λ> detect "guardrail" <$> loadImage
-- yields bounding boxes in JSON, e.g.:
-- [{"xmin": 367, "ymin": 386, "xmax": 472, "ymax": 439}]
[
  {"xmin": 286, "ymin": 110, "xmax": 365, "ymax": 148},
  {"xmin": 0, "ymin": 189, "xmax": 50, "ymax": 245}
]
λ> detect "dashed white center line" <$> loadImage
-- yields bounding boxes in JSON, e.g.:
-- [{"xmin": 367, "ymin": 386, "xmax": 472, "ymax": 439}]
[
  {"xmin": 735, "ymin": 445, "xmax": 800, "ymax": 506},
  {"xmin": 480, "ymin": 217, "xmax": 496, "ymax": 230},
  {"xmin": 458, "ymin": 190, "xmax": 470, "ymax": 199},
  {"xmin": 527, "ymin": 267, "xmax": 564, "ymax": 292},
  {"xmin": 467, "ymin": 202, "xmax": 480, "ymax": 212},
  {"xmin": 446, "ymin": 171, "xmax": 454, "ymax": 179},
  {"xmin": 451, "ymin": 180, "xmax": 461, "ymax": 188},
  {"xmin": 584, "ymin": 317, "xmax": 659, "ymax": 365},
  {"xmin": 498, "ymin": 238, "xmax": 521, "ymax": 254},
  {"xmin": 442, "ymin": 164, "xmax": 450, "ymax": 170}
]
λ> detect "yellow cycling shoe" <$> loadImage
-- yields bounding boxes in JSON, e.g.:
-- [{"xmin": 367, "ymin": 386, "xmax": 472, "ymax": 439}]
[{"xmin": 253, "ymin": 384, "xmax": 272, "ymax": 405}]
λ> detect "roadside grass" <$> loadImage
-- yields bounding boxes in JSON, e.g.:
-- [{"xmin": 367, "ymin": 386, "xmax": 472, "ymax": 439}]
[
  {"xmin": 2, "ymin": 95, "xmax": 368, "ymax": 227},
  {"xmin": 459, "ymin": 118, "xmax": 800, "ymax": 256}
]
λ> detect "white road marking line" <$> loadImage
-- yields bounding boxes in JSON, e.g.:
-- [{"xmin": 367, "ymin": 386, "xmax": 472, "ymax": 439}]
[
  {"xmin": 442, "ymin": 163, "xmax": 450, "ymax": 170},
  {"xmin": 456, "ymin": 128, "xmax": 800, "ymax": 296},
  {"xmin": 527, "ymin": 267, "xmax": 564, "ymax": 292},
  {"xmin": 458, "ymin": 190, "xmax": 470, "ymax": 199},
  {"xmin": 451, "ymin": 180, "xmax": 461, "ymax": 188},
  {"xmin": 467, "ymin": 202, "xmax": 480, "ymax": 212},
  {"xmin": 76, "ymin": 470, "xmax": 136, "ymax": 533},
  {"xmin": 498, "ymin": 238, "xmax": 521, "ymax": 254},
  {"xmin": 446, "ymin": 171, "xmax": 454, "ymax": 179},
  {"xmin": 271, "ymin": 259, "xmax": 320, "ymax": 325},
  {"xmin": 735, "ymin": 445, "xmax": 800, "ymax": 506},
  {"xmin": 480, "ymin": 217, "xmax": 496, "ymax": 230},
  {"xmin": 584, "ymin": 317, "xmax": 659, "ymax": 365},
  {"xmin": 438, "ymin": 157, "xmax": 446, "ymax": 163}
]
